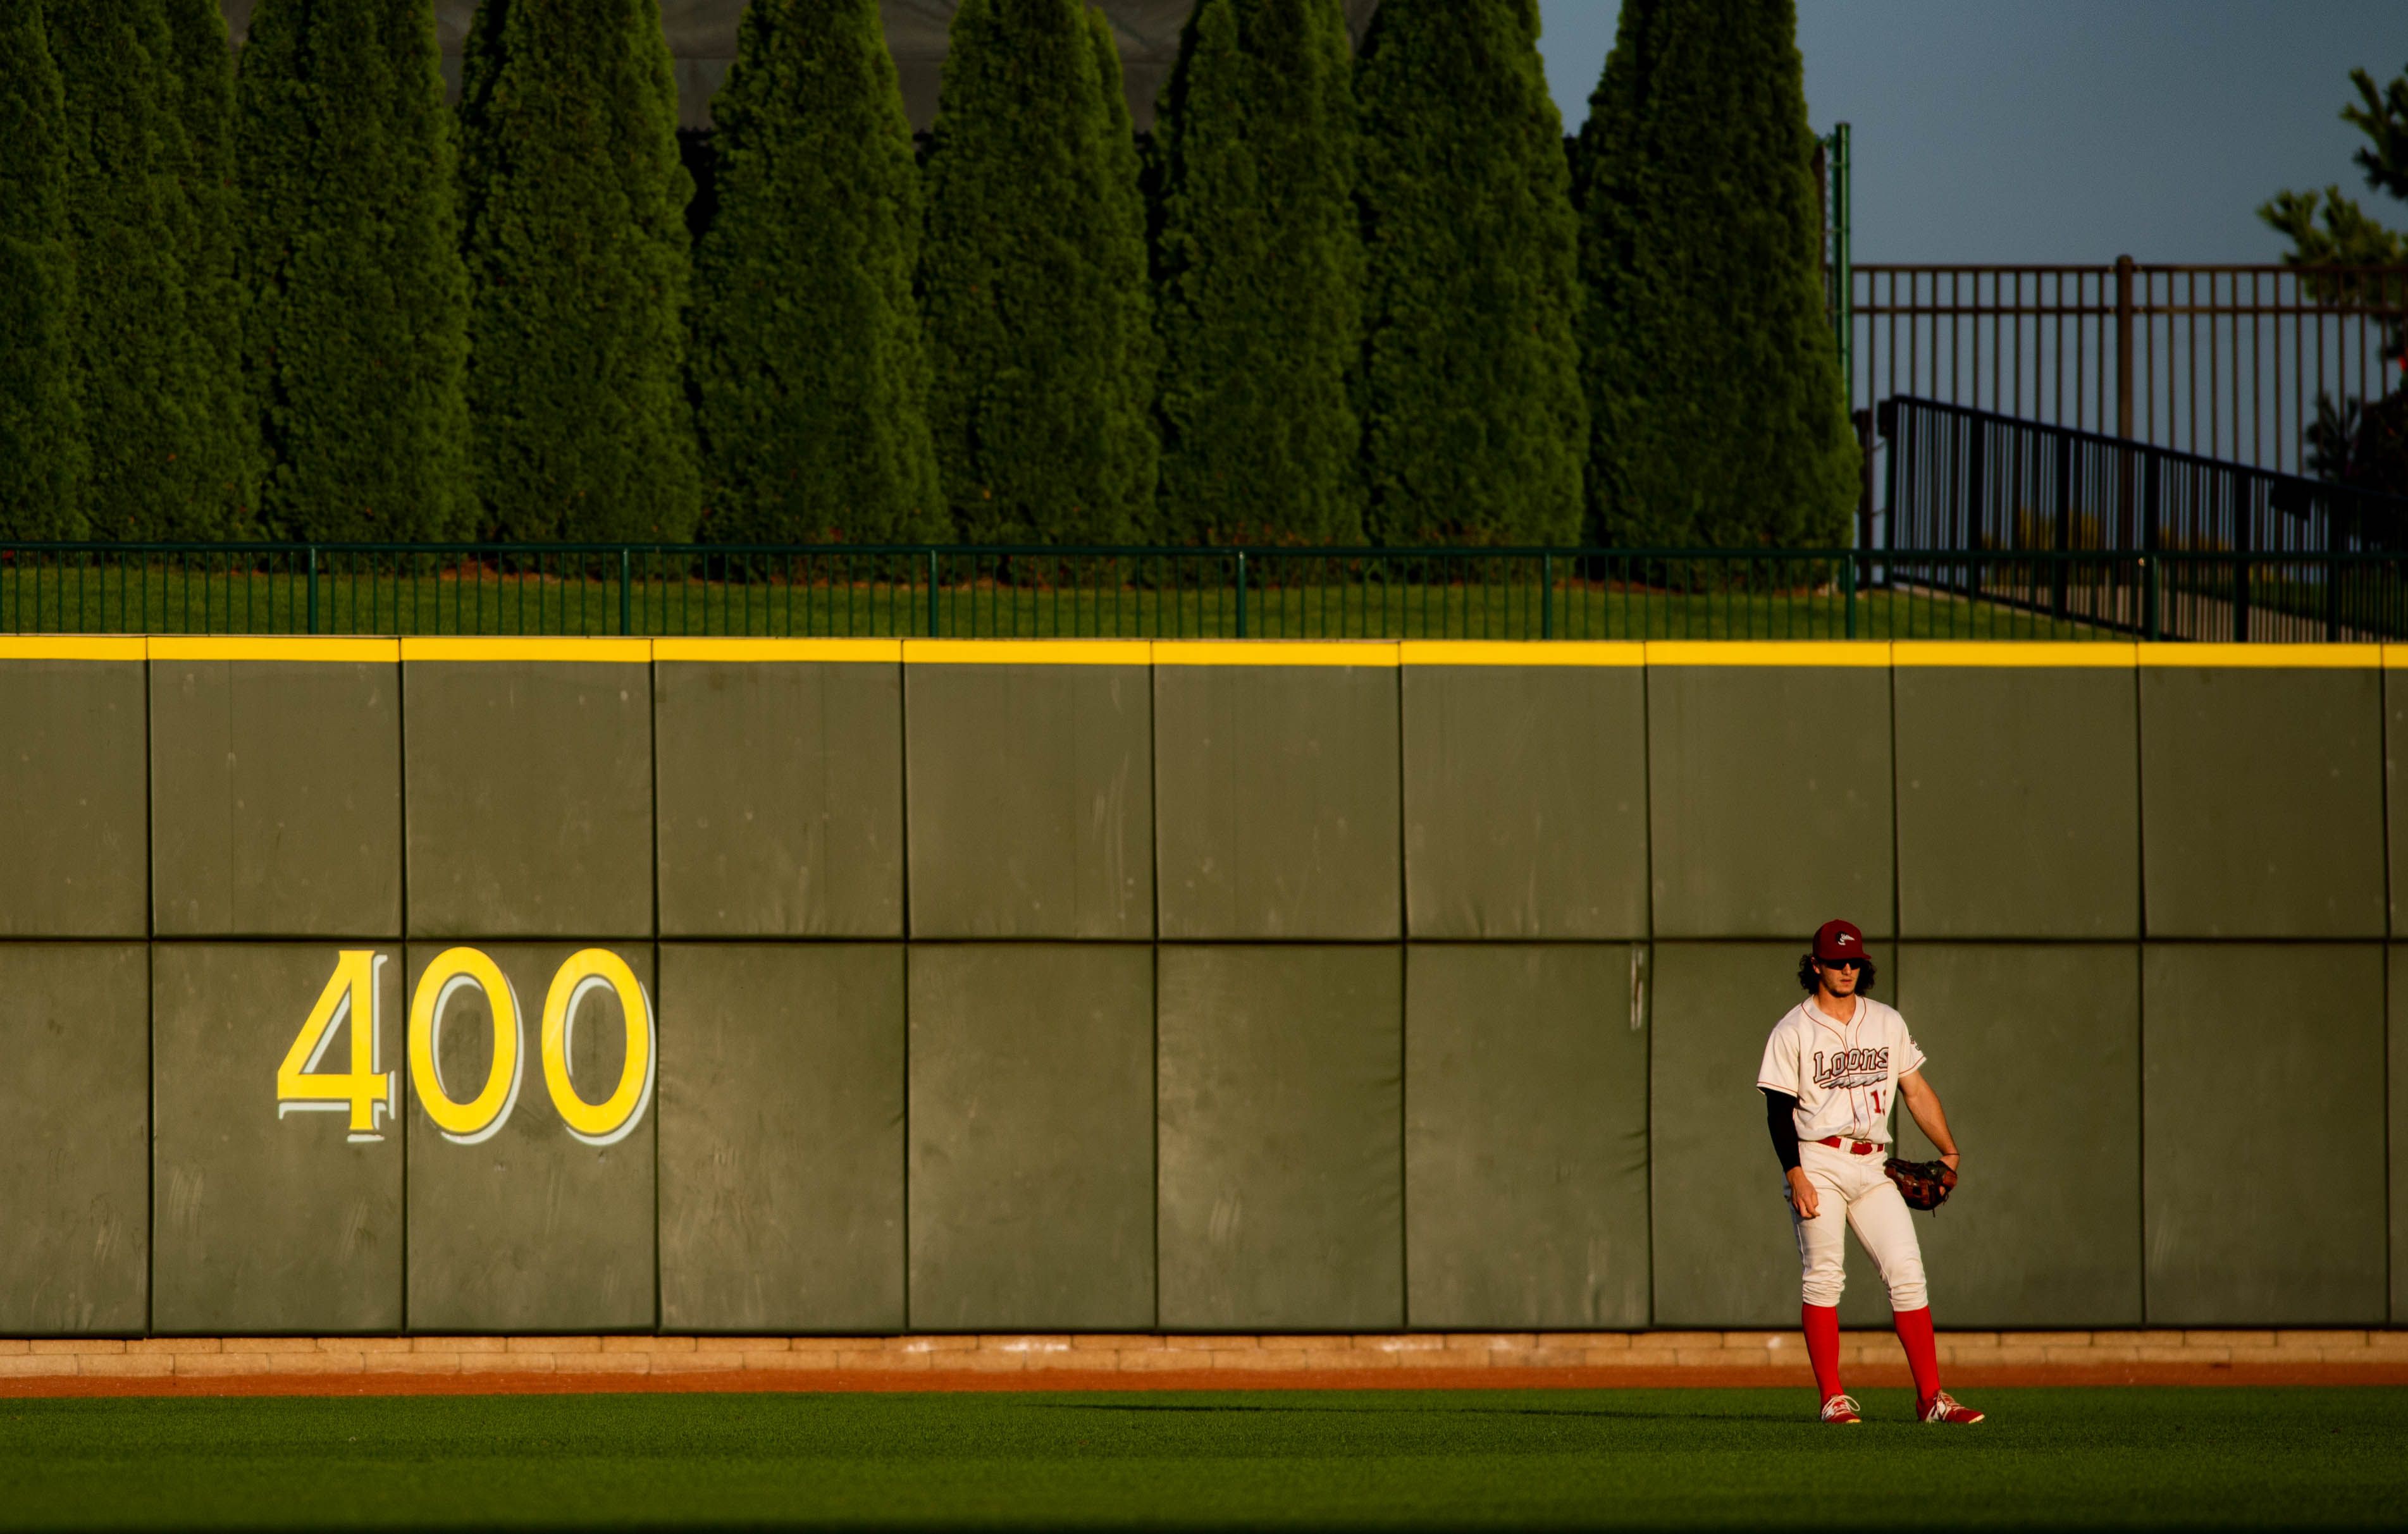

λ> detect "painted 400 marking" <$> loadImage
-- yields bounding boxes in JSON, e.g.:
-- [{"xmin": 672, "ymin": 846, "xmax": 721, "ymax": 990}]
[{"xmin": 276, "ymin": 948, "xmax": 656, "ymax": 1145}]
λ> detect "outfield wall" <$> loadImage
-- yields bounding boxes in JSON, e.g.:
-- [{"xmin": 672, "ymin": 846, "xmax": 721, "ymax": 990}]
[{"xmin": 0, "ymin": 637, "xmax": 2398, "ymax": 1336}]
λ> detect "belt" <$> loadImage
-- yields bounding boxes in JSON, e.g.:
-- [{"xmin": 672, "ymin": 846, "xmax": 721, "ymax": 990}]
[{"xmin": 1813, "ymin": 1136, "xmax": 1882, "ymax": 1157}]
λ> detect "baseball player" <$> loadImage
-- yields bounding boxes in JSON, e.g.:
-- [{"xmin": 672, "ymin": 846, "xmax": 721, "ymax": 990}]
[{"xmin": 1756, "ymin": 919, "xmax": 1983, "ymax": 1425}]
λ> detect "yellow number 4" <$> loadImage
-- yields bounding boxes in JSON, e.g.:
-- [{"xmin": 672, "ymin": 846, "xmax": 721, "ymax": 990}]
[{"xmin": 277, "ymin": 950, "xmax": 394, "ymax": 1141}]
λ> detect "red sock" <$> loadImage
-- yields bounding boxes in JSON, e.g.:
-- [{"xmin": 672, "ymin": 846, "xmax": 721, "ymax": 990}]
[
  {"xmin": 1801, "ymin": 1304, "xmax": 1843, "ymax": 1400},
  {"xmin": 1893, "ymin": 1306, "xmax": 1941, "ymax": 1403}
]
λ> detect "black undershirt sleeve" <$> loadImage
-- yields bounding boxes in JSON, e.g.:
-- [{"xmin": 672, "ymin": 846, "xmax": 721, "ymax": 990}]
[{"xmin": 1762, "ymin": 1089, "xmax": 1801, "ymax": 1174}]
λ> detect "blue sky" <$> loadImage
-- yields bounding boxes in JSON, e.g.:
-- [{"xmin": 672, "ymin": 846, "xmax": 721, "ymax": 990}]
[{"xmin": 1532, "ymin": 1, "xmax": 2405, "ymax": 263}]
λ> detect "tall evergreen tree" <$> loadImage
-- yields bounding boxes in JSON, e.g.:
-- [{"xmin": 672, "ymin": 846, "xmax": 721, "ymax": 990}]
[
  {"xmin": 920, "ymin": 0, "xmax": 1156, "ymax": 544},
  {"xmin": 237, "ymin": 0, "xmax": 471, "ymax": 541},
  {"xmin": 1357, "ymin": 0, "xmax": 1583, "ymax": 546},
  {"xmin": 1572, "ymin": 0, "xmax": 1857, "ymax": 547},
  {"xmin": 1152, "ymin": 0, "xmax": 1359, "ymax": 545},
  {"xmin": 163, "ymin": 0, "xmax": 256, "ymax": 528},
  {"xmin": 1085, "ymin": 5, "xmax": 1159, "ymax": 537},
  {"xmin": 688, "ymin": 0, "xmax": 940, "ymax": 544},
  {"xmin": 0, "ymin": 0, "xmax": 85, "ymax": 539},
  {"xmin": 458, "ymin": 0, "xmax": 699, "ymax": 542},
  {"xmin": 46, "ymin": 0, "xmax": 243, "ymax": 539}
]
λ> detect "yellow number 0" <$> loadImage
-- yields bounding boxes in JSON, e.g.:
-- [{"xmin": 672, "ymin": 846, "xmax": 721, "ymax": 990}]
[
  {"xmin": 406, "ymin": 947, "xmax": 522, "ymax": 1144},
  {"xmin": 540, "ymin": 949, "xmax": 655, "ymax": 1146}
]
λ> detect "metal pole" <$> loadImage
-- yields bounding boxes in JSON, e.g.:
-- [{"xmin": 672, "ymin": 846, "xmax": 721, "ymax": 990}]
[
  {"xmin": 2142, "ymin": 454, "xmax": 2161, "ymax": 642},
  {"xmin": 1235, "ymin": 549, "xmax": 1249, "ymax": 639},
  {"xmin": 1541, "ymin": 552, "xmax": 1553, "ymax": 639},
  {"xmin": 925, "ymin": 549, "xmax": 939, "ymax": 637},
  {"xmin": 1842, "ymin": 549, "xmax": 1856, "ymax": 639},
  {"xmin": 2052, "ymin": 432, "xmax": 2073, "ymax": 620},
  {"xmin": 2115, "ymin": 255, "xmax": 2135, "ymax": 441},
  {"xmin": 618, "ymin": 548, "xmax": 632, "ymax": 636},
  {"xmin": 305, "ymin": 546, "xmax": 319, "ymax": 636}
]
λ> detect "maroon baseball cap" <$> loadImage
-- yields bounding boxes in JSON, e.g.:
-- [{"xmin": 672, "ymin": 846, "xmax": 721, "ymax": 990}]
[{"xmin": 1813, "ymin": 919, "xmax": 1865, "ymax": 962}]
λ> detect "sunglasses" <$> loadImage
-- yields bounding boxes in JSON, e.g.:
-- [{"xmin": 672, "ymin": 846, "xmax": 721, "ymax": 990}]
[{"xmin": 1820, "ymin": 957, "xmax": 1865, "ymax": 972}]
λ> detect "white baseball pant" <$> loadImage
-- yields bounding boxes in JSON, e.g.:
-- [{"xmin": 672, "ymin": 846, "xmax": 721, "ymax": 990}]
[{"xmin": 1787, "ymin": 1139, "xmax": 1927, "ymax": 1311}]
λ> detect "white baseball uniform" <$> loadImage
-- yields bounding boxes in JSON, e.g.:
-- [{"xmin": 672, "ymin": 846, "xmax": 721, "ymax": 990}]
[{"xmin": 1757, "ymin": 994, "xmax": 1929, "ymax": 1311}]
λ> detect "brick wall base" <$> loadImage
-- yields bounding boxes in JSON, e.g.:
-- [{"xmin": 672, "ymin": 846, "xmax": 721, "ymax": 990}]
[{"xmin": 5, "ymin": 1330, "xmax": 2404, "ymax": 1385}]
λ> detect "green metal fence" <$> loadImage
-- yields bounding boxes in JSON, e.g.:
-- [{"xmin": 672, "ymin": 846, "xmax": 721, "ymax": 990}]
[{"xmin": 3, "ymin": 543, "xmax": 2402, "ymax": 641}]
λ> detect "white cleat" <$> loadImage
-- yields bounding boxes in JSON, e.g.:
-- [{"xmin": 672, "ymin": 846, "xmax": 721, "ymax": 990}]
[
  {"xmin": 1819, "ymin": 1393, "xmax": 1863, "ymax": 1425},
  {"xmin": 1920, "ymin": 1390, "xmax": 1985, "ymax": 1424}
]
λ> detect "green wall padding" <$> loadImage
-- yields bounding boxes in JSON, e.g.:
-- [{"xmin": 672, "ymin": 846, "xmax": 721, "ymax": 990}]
[
  {"xmin": 1156, "ymin": 666, "xmax": 1401, "ymax": 940},
  {"xmin": 1650, "ymin": 940, "xmax": 1896, "ymax": 1328},
  {"xmin": 906, "ymin": 945, "xmax": 1156, "ymax": 1330},
  {"xmin": 2393, "ymin": 947, "xmax": 2407, "ymax": 1323},
  {"xmin": 404, "ymin": 662, "xmax": 655, "ymax": 939},
  {"xmin": 1895, "ymin": 666, "xmax": 2139, "ymax": 938},
  {"xmin": 0, "ymin": 659, "xmax": 148, "ymax": 936},
  {"xmin": 1158, "ymin": 945, "xmax": 1403, "ymax": 1328},
  {"xmin": 2140, "ymin": 666, "xmax": 2385, "ymax": 938},
  {"xmin": 0, "ymin": 945, "xmax": 149, "ymax": 1334},
  {"xmin": 1402, "ymin": 665, "xmax": 1648, "ymax": 938},
  {"xmin": 655, "ymin": 662, "xmax": 904, "ymax": 938},
  {"xmin": 1892, "ymin": 943, "xmax": 2142, "ymax": 1325},
  {"xmin": 1405, "ymin": 944, "xmax": 1650, "ymax": 1327},
  {"xmin": 152, "ymin": 945, "xmax": 404, "ymax": 1333},
  {"xmin": 904, "ymin": 664, "xmax": 1153, "ymax": 938},
  {"xmin": 1648, "ymin": 666, "xmax": 1893, "ymax": 939},
  {"xmin": 151, "ymin": 660, "xmax": 402, "ymax": 938},
  {"xmin": 405, "ymin": 943, "xmax": 657, "ymax": 1332},
  {"xmin": 2390, "ymin": 674, "xmax": 2408, "ymax": 938},
  {"xmin": 2143, "ymin": 943, "xmax": 2388, "ymax": 1324},
  {"xmin": 658, "ymin": 943, "xmax": 906, "ymax": 1332}
]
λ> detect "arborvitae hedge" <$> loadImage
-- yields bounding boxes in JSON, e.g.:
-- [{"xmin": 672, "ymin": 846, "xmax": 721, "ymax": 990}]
[
  {"xmin": 1358, "ymin": 0, "xmax": 1583, "ymax": 546},
  {"xmin": 920, "ymin": 0, "xmax": 1156, "ymax": 544},
  {"xmin": 1573, "ymin": 0, "xmax": 1856, "ymax": 547},
  {"xmin": 459, "ymin": 0, "xmax": 699, "ymax": 542},
  {"xmin": 1152, "ymin": 0, "xmax": 1360, "ymax": 545},
  {"xmin": 237, "ymin": 0, "xmax": 471, "ymax": 541},
  {"xmin": 1084, "ymin": 6, "xmax": 1159, "ymax": 538},
  {"xmin": 689, "ymin": 0, "xmax": 941, "ymax": 544},
  {"xmin": 0, "ymin": 0, "xmax": 85, "ymax": 539},
  {"xmin": 163, "ymin": 0, "xmax": 256, "ymax": 529},
  {"xmin": 47, "ymin": 0, "xmax": 241, "ymax": 539}
]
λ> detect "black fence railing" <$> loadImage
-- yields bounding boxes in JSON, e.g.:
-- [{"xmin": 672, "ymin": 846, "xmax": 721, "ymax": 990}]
[
  {"xmin": 1880, "ymin": 395, "xmax": 2408, "ymax": 641},
  {"xmin": 1850, "ymin": 262, "xmax": 2408, "ymax": 546},
  {"xmin": 3, "ymin": 541, "xmax": 2403, "ymax": 643}
]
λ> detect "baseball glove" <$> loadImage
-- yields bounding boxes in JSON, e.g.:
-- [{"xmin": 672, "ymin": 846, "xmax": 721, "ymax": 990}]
[{"xmin": 1883, "ymin": 1157, "xmax": 1957, "ymax": 1212}]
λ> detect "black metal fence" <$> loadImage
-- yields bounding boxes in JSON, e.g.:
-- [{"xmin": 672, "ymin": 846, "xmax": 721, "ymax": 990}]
[
  {"xmin": 1851, "ymin": 262, "xmax": 2408, "ymax": 546},
  {"xmin": 4, "ymin": 539, "xmax": 2402, "ymax": 643},
  {"xmin": 1880, "ymin": 395, "xmax": 2408, "ymax": 641}
]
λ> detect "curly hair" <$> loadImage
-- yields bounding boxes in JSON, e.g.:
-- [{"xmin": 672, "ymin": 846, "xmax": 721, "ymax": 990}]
[{"xmin": 1798, "ymin": 952, "xmax": 1877, "ymax": 995}]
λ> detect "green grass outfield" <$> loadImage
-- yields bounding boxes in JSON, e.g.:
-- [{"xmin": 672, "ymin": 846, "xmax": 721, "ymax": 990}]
[{"xmin": 3, "ymin": 1387, "xmax": 2403, "ymax": 1530}]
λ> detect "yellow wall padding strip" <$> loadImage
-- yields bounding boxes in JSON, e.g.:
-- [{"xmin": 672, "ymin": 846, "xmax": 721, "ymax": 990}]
[
  {"xmin": 901, "ymin": 638, "xmax": 1152, "ymax": 666},
  {"xmin": 149, "ymin": 637, "xmax": 400, "ymax": 663},
  {"xmin": 0, "ymin": 634, "xmax": 2390, "ymax": 668},
  {"xmin": 2137, "ymin": 642, "xmax": 2381, "ymax": 668},
  {"xmin": 1646, "ymin": 641, "xmax": 1893, "ymax": 667},
  {"xmin": 1892, "ymin": 641, "xmax": 2137, "ymax": 668},
  {"xmin": 0, "ymin": 637, "xmax": 148, "ymax": 660},
  {"xmin": 1400, "ymin": 640, "xmax": 1645, "ymax": 667},
  {"xmin": 1151, "ymin": 640, "xmax": 1401, "ymax": 666},
  {"xmin": 654, "ymin": 638, "xmax": 901, "ymax": 663},
  {"xmin": 398, "ymin": 637, "xmax": 652, "ymax": 663}
]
